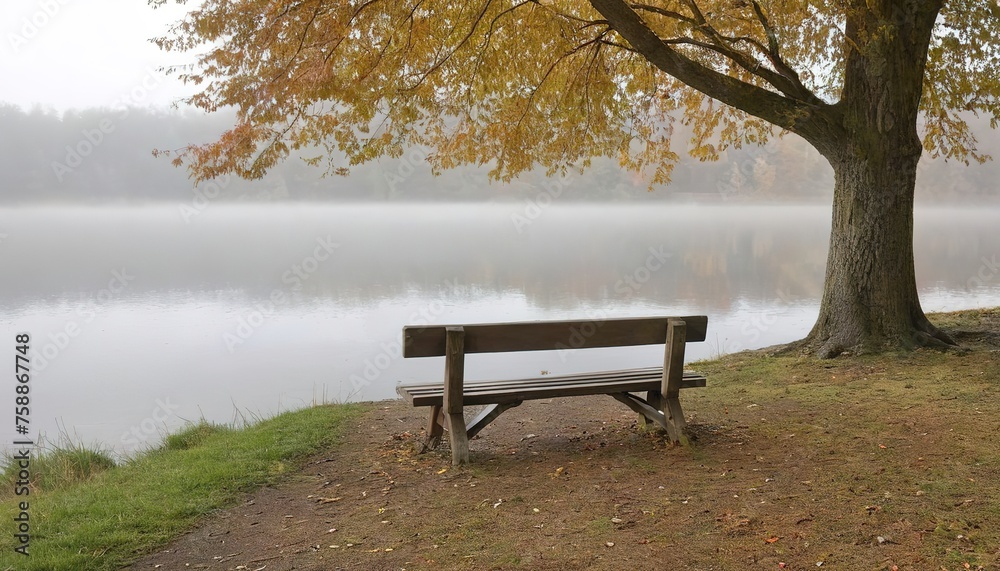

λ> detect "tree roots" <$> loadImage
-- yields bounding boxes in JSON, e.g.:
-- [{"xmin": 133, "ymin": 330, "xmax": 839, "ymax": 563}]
[{"xmin": 768, "ymin": 319, "xmax": 962, "ymax": 359}]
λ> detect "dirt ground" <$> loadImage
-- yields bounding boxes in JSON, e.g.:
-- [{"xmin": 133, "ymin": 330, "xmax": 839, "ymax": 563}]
[{"xmin": 128, "ymin": 314, "xmax": 1000, "ymax": 571}]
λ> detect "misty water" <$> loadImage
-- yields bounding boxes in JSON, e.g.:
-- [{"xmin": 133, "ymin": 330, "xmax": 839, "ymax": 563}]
[{"xmin": 2, "ymin": 202, "xmax": 999, "ymax": 454}]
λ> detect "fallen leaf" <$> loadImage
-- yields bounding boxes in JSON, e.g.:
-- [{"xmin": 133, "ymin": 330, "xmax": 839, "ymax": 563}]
[
  {"xmin": 437, "ymin": 468, "xmax": 448, "ymax": 474},
  {"xmin": 317, "ymin": 497, "xmax": 343, "ymax": 504},
  {"xmin": 605, "ymin": 542, "xmax": 615, "ymax": 547},
  {"xmin": 765, "ymin": 537, "xmax": 780, "ymax": 544}
]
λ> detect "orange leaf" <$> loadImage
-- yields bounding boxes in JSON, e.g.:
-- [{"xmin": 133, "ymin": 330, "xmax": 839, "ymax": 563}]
[{"xmin": 765, "ymin": 536, "xmax": 780, "ymax": 544}]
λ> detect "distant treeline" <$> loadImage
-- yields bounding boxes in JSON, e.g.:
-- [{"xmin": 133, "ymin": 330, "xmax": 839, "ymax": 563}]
[{"xmin": 1, "ymin": 102, "xmax": 997, "ymax": 203}]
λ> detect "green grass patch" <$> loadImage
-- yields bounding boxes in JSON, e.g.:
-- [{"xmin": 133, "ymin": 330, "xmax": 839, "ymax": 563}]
[
  {"xmin": 2, "ymin": 440, "xmax": 116, "ymax": 494},
  {"xmin": 0, "ymin": 403, "xmax": 367, "ymax": 571},
  {"xmin": 162, "ymin": 420, "xmax": 231, "ymax": 451}
]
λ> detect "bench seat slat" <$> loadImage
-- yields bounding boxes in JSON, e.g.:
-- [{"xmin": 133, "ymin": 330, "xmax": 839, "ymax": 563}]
[
  {"xmin": 399, "ymin": 366, "xmax": 664, "ymax": 393},
  {"xmin": 398, "ymin": 368, "xmax": 703, "ymax": 395},
  {"xmin": 397, "ymin": 367, "xmax": 691, "ymax": 395},
  {"xmin": 399, "ymin": 375, "xmax": 706, "ymax": 402},
  {"xmin": 397, "ymin": 368, "xmax": 705, "ymax": 407}
]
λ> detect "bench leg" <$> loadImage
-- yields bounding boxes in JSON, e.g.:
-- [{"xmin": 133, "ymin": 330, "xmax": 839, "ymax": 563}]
[
  {"xmin": 641, "ymin": 390, "xmax": 663, "ymax": 432},
  {"xmin": 446, "ymin": 412, "xmax": 470, "ymax": 465},
  {"xmin": 442, "ymin": 327, "xmax": 470, "ymax": 465},
  {"xmin": 662, "ymin": 397, "xmax": 690, "ymax": 446},
  {"xmin": 422, "ymin": 405, "xmax": 445, "ymax": 452},
  {"xmin": 660, "ymin": 319, "xmax": 691, "ymax": 445}
]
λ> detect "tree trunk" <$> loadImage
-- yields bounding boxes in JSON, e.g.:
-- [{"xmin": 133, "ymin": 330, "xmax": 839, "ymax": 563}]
[
  {"xmin": 802, "ymin": 141, "xmax": 955, "ymax": 357},
  {"xmin": 797, "ymin": 1, "xmax": 951, "ymax": 358}
]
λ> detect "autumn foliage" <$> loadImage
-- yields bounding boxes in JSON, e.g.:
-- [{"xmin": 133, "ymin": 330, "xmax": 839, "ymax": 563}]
[{"xmin": 152, "ymin": 1, "xmax": 998, "ymax": 183}]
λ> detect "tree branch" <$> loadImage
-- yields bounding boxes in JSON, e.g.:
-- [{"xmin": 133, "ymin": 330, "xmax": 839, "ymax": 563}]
[
  {"xmin": 588, "ymin": 0, "xmax": 840, "ymax": 145},
  {"xmin": 626, "ymin": 0, "xmax": 817, "ymax": 102},
  {"xmin": 747, "ymin": 0, "xmax": 811, "ymax": 90},
  {"xmin": 401, "ymin": 0, "xmax": 496, "ymax": 91},
  {"xmin": 630, "ymin": 3, "xmax": 696, "ymax": 26}
]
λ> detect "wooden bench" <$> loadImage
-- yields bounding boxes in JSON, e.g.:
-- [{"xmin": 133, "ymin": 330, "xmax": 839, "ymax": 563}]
[{"xmin": 396, "ymin": 316, "xmax": 708, "ymax": 465}]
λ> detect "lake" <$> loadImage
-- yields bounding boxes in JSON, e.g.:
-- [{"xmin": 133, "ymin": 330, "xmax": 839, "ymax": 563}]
[{"xmin": 2, "ymin": 202, "xmax": 998, "ymax": 455}]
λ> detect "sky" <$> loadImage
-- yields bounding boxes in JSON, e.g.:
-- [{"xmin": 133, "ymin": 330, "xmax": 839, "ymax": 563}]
[{"xmin": 1, "ymin": 0, "xmax": 197, "ymax": 111}]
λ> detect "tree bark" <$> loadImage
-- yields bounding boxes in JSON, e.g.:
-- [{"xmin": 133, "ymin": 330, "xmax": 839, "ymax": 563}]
[
  {"xmin": 797, "ymin": 1, "xmax": 953, "ymax": 357},
  {"xmin": 802, "ymin": 142, "xmax": 955, "ymax": 357}
]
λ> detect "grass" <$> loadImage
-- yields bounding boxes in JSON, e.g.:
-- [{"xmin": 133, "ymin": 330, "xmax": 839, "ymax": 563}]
[
  {"xmin": 1, "ymin": 440, "xmax": 116, "ymax": 494},
  {"xmin": 0, "ymin": 403, "xmax": 367, "ymax": 571}
]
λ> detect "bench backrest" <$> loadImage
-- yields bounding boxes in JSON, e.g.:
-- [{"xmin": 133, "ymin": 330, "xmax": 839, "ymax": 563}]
[{"xmin": 403, "ymin": 316, "xmax": 708, "ymax": 357}]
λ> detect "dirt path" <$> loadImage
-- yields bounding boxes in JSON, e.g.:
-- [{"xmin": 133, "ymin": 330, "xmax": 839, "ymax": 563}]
[
  {"xmin": 126, "ymin": 384, "xmax": 980, "ymax": 570},
  {"xmin": 133, "ymin": 397, "xmax": 719, "ymax": 570}
]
